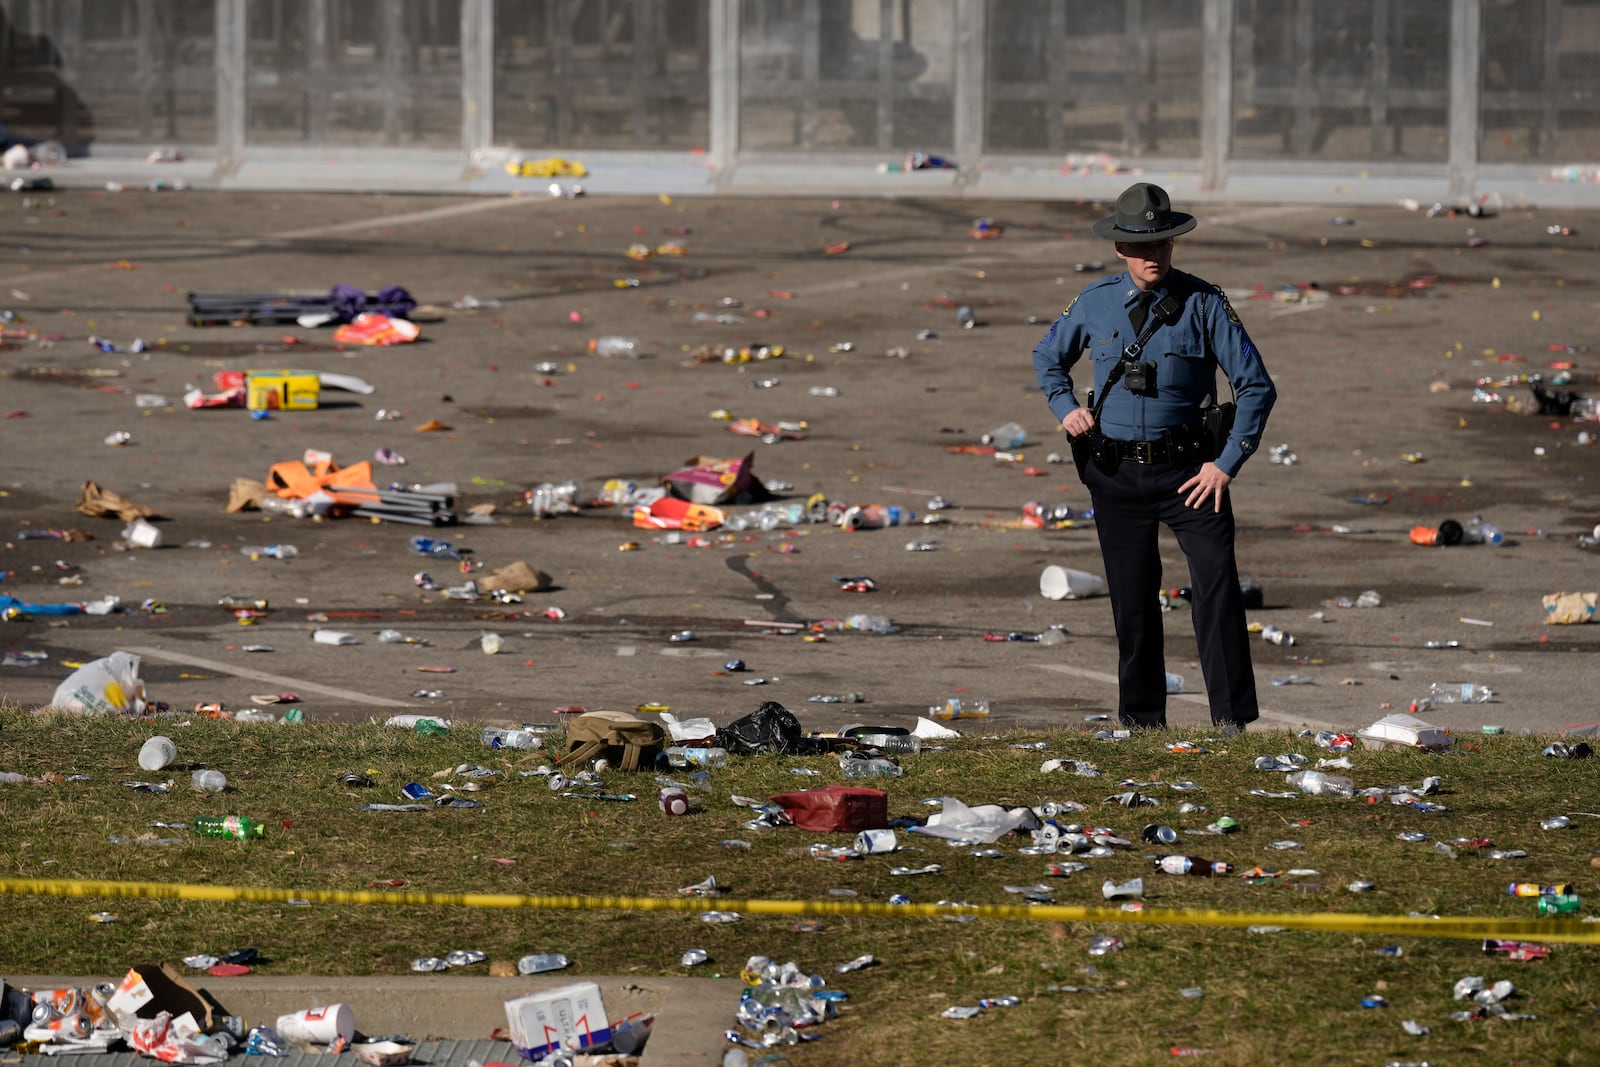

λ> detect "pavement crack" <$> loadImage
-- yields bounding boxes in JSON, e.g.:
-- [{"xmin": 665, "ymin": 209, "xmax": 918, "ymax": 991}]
[{"xmin": 724, "ymin": 555, "xmax": 802, "ymax": 624}]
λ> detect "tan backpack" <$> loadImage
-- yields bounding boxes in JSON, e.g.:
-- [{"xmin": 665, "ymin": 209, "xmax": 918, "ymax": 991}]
[{"xmin": 556, "ymin": 710, "xmax": 667, "ymax": 772}]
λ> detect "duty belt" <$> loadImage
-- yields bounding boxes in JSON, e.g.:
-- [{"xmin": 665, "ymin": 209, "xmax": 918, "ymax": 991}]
[{"xmin": 1112, "ymin": 423, "xmax": 1209, "ymax": 465}]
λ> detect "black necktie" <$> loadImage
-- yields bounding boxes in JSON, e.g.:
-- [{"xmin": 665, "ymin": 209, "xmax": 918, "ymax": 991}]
[{"xmin": 1129, "ymin": 290, "xmax": 1156, "ymax": 335}]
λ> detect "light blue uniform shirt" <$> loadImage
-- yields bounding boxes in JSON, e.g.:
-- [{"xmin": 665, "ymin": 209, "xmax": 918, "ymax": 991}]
[{"xmin": 1032, "ymin": 267, "xmax": 1276, "ymax": 477}]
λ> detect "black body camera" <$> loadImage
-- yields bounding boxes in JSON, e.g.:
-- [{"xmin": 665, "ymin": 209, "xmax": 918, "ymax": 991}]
[{"xmin": 1122, "ymin": 359, "xmax": 1157, "ymax": 394}]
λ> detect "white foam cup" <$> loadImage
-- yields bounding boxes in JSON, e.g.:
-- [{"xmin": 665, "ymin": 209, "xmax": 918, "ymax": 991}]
[
  {"xmin": 123, "ymin": 519, "xmax": 163, "ymax": 548},
  {"xmin": 275, "ymin": 1004, "xmax": 354, "ymax": 1045},
  {"xmin": 1040, "ymin": 565, "xmax": 1106, "ymax": 601},
  {"xmin": 138, "ymin": 736, "xmax": 176, "ymax": 771}
]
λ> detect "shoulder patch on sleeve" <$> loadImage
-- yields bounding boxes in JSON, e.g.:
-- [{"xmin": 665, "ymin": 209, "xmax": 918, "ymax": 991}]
[
  {"xmin": 1062, "ymin": 294, "xmax": 1078, "ymax": 317},
  {"xmin": 1220, "ymin": 295, "xmax": 1241, "ymax": 326}
]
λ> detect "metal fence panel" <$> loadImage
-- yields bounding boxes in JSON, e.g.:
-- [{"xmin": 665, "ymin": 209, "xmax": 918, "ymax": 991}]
[
  {"xmin": 0, "ymin": 0, "xmax": 216, "ymax": 149},
  {"xmin": 738, "ymin": 0, "xmax": 956, "ymax": 154},
  {"xmin": 492, "ymin": 0, "xmax": 711, "ymax": 150},
  {"xmin": 986, "ymin": 0, "xmax": 1205, "ymax": 162},
  {"xmin": 1479, "ymin": 0, "xmax": 1600, "ymax": 165},
  {"xmin": 1231, "ymin": 0, "xmax": 1451, "ymax": 163},
  {"xmin": 245, "ymin": 0, "xmax": 463, "ymax": 147}
]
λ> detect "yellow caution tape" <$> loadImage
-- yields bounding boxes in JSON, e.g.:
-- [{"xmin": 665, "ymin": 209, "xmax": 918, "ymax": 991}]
[{"xmin": 1, "ymin": 877, "xmax": 1597, "ymax": 944}]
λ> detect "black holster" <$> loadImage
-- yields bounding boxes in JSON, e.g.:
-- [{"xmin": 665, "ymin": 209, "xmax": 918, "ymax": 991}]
[{"xmin": 1069, "ymin": 431, "xmax": 1119, "ymax": 477}]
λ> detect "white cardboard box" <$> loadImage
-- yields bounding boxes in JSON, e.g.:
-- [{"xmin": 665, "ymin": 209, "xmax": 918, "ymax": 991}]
[{"xmin": 504, "ymin": 982, "xmax": 611, "ymax": 1060}]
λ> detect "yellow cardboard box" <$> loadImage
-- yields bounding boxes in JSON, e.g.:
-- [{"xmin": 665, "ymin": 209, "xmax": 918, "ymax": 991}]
[{"xmin": 246, "ymin": 370, "xmax": 320, "ymax": 410}]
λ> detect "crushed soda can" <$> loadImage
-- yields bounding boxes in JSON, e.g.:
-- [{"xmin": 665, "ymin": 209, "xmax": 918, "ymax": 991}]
[
  {"xmin": 977, "ymin": 996, "xmax": 1020, "ymax": 1008},
  {"xmin": 1085, "ymin": 936, "xmax": 1124, "ymax": 956},
  {"xmin": 680, "ymin": 949, "xmax": 710, "ymax": 968},
  {"xmin": 410, "ymin": 957, "xmax": 448, "ymax": 972},
  {"xmin": 444, "ymin": 950, "xmax": 486, "ymax": 967},
  {"xmin": 836, "ymin": 955, "xmax": 877, "ymax": 973}
]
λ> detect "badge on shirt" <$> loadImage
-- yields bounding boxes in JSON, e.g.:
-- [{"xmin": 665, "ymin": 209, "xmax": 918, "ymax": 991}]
[
  {"xmin": 1063, "ymin": 294, "xmax": 1079, "ymax": 317},
  {"xmin": 1220, "ymin": 296, "xmax": 1241, "ymax": 325}
]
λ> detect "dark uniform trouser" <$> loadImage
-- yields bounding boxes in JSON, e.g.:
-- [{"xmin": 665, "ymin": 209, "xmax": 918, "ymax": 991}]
[{"xmin": 1084, "ymin": 457, "xmax": 1259, "ymax": 729}]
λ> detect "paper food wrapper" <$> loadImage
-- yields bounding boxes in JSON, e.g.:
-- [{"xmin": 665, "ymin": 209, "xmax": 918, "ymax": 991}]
[
  {"xmin": 666, "ymin": 452, "xmax": 764, "ymax": 505},
  {"xmin": 1542, "ymin": 591, "xmax": 1597, "ymax": 625}
]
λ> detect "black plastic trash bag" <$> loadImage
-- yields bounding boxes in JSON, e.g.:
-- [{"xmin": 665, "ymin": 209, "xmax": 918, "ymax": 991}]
[{"xmin": 717, "ymin": 701, "xmax": 824, "ymax": 755}]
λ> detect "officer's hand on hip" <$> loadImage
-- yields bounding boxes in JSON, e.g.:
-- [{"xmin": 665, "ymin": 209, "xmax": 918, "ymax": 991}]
[
  {"xmin": 1180, "ymin": 463, "xmax": 1232, "ymax": 511},
  {"xmin": 1062, "ymin": 408, "xmax": 1095, "ymax": 437}
]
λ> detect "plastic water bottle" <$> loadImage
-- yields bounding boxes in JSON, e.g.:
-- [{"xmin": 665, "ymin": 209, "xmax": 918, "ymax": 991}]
[
  {"xmin": 1285, "ymin": 769, "xmax": 1355, "ymax": 798},
  {"xmin": 931, "ymin": 697, "xmax": 990, "ymax": 720},
  {"xmin": 409, "ymin": 536, "xmax": 459, "ymax": 559},
  {"xmin": 481, "ymin": 726, "xmax": 542, "ymax": 750},
  {"xmin": 1155, "ymin": 855, "xmax": 1232, "ymax": 876},
  {"xmin": 256, "ymin": 496, "xmax": 309, "ymax": 518},
  {"xmin": 855, "ymin": 733, "xmax": 921, "ymax": 755},
  {"xmin": 1165, "ymin": 672, "xmax": 1184, "ymax": 694},
  {"xmin": 191, "ymin": 770, "xmax": 227, "ymax": 793},
  {"xmin": 981, "ymin": 421, "xmax": 1027, "ymax": 449},
  {"xmin": 840, "ymin": 757, "xmax": 903, "ymax": 779},
  {"xmin": 840, "ymin": 504, "xmax": 914, "ymax": 530},
  {"xmin": 663, "ymin": 746, "xmax": 729, "ymax": 769},
  {"xmin": 1427, "ymin": 682, "xmax": 1493, "ymax": 704},
  {"xmin": 589, "ymin": 335, "xmax": 640, "ymax": 358},
  {"xmin": 239, "ymin": 545, "xmax": 298, "ymax": 560},
  {"xmin": 1465, "ymin": 517, "xmax": 1506, "ymax": 546},
  {"xmin": 1260, "ymin": 624, "xmax": 1295, "ymax": 646},
  {"xmin": 516, "ymin": 952, "xmax": 570, "ymax": 975},
  {"xmin": 192, "ymin": 815, "xmax": 265, "ymax": 840}
]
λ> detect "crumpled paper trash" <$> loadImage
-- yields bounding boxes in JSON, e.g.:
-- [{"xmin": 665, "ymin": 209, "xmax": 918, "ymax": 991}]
[
  {"xmin": 129, "ymin": 1011, "xmax": 229, "ymax": 1065},
  {"xmin": 1542, "ymin": 591, "xmax": 1596, "ymax": 625},
  {"xmin": 77, "ymin": 481, "xmax": 160, "ymax": 521}
]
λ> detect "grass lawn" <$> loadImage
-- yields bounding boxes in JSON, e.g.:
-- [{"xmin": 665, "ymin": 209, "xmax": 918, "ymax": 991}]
[{"xmin": 1, "ymin": 706, "xmax": 1596, "ymax": 1067}]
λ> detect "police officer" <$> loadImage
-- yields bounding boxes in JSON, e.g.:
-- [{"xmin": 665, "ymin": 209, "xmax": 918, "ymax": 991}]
[{"xmin": 1032, "ymin": 183, "xmax": 1276, "ymax": 731}]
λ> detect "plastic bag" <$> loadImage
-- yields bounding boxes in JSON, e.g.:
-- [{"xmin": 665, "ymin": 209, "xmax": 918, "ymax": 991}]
[
  {"xmin": 51, "ymin": 651, "xmax": 147, "ymax": 715},
  {"xmin": 910, "ymin": 797, "xmax": 1040, "ymax": 844},
  {"xmin": 717, "ymin": 701, "xmax": 824, "ymax": 755}
]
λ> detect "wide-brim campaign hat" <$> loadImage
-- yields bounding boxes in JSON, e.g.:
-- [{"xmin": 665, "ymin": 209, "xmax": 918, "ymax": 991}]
[{"xmin": 1091, "ymin": 182, "xmax": 1197, "ymax": 243}]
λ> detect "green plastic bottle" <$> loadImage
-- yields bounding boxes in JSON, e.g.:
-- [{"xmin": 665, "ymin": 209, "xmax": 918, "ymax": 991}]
[{"xmin": 192, "ymin": 815, "xmax": 265, "ymax": 840}]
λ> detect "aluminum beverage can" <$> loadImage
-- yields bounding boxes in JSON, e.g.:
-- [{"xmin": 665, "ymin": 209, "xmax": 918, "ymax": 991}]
[
  {"xmin": 33, "ymin": 989, "xmax": 82, "ymax": 1016},
  {"xmin": 1536, "ymin": 893, "xmax": 1581, "ymax": 915}
]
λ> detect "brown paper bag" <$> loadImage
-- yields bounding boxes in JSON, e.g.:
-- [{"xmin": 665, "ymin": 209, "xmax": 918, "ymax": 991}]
[
  {"xmin": 478, "ymin": 560, "xmax": 552, "ymax": 594},
  {"xmin": 76, "ymin": 481, "xmax": 160, "ymax": 521}
]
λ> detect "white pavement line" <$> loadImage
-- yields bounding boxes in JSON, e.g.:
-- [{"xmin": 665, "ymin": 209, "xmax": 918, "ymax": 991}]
[
  {"xmin": 124, "ymin": 646, "xmax": 413, "ymax": 708},
  {"xmin": 796, "ymin": 235, "xmax": 1083, "ymax": 299},
  {"xmin": 266, "ymin": 196, "xmax": 554, "ymax": 241},
  {"xmin": 0, "ymin": 197, "xmax": 554, "ymax": 290},
  {"xmin": 1034, "ymin": 662, "xmax": 1332, "ymax": 732},
  {"xmin": 616, "ymin": 646, "xmax": 637, "ymax": 656}
]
